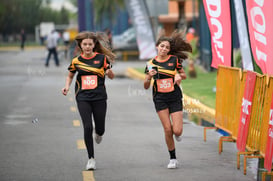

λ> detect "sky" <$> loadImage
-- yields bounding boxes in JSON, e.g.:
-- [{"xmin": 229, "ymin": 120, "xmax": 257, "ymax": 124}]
[{"xmin": 50, "ymin": 0, "xmax": 77, "ymax": 12}]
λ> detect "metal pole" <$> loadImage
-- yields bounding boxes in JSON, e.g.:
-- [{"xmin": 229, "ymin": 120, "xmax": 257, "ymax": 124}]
[
  {"xmin": 78, "ymin": 0, "xmax": 86, "ymax": 31},
  {"xmin": 85, "ymin": 0, "xmax": 92, "ymax": 31}
]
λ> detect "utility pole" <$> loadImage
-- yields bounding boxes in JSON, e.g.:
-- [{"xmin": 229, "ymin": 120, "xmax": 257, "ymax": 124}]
[{"xmin": 78, "ymin": 0, "xmax": 94, "ymax": 31}]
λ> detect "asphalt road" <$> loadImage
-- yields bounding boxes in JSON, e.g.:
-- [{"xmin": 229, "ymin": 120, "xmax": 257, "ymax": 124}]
[{"xmin": 0, "ymin": 49, "xmax": 257, "ymax": 181}]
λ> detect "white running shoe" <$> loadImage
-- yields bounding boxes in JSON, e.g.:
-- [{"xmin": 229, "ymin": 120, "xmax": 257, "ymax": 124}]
[
  {"xmin": 86, "ymin": 158, "xmax": 96, "ymax": 170},
  {"xmin": 167, "ymin": 159, "xmax": 178, "ymax": 169},
  {"xmin": 175, "ymin": 135, "xmax": 182, "ymax": 142},
  {"xmin": 95, "ymin": 134, "xmax": 102, "ymax": 144}
]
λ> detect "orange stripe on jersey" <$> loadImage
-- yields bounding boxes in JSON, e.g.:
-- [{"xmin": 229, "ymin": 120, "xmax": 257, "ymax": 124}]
[
  {"xmin": 159, "ymin": 70, "xmax": 176, "ymax": 77},
  {"xmin": 103, "ymin": 56, "xmax": 108, "ymax": 69},
  {"xmin": 77, "ymin": 64, "xmax": 105, "ymax": 77},
  {"xmin": 158, "ymin": 68, "xmax": 176, "ymax": 76},
  {"xmin": 70, "ymin": 57, "xmax": 105, "ymax": 77}
]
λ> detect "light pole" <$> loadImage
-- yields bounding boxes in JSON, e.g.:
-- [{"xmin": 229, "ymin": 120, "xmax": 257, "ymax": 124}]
[{"xmin": 78, "ymin": 0, "xmax": 94, "ymax": 31}]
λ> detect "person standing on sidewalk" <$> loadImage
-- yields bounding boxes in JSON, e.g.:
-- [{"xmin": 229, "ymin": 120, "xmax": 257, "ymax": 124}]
[
  {"xmin": 45, "ymin": 30, "xmax": 60, "ymax": 67},
  {"xmin": 62, "ymin": 31, "xmax": 115, "ymax": 170},
  {"xmin": 20, "ymin": 29, "xmax": 26, "ymax": 51},
  {"xmin": 144, "ymin": 30, "xmax": 192, "ymax": 169}
]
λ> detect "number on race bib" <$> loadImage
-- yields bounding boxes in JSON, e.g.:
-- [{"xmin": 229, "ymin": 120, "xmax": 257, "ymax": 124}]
[
  {"xmin": 81, "ymin": 75, "xmax": 98, "ymax": 90},
  {"xmin": 156, "ymin": 78, "xmax": 174, "ymax": 93}
]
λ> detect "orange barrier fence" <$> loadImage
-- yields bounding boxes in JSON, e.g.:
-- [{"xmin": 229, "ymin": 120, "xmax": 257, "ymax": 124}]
[
  {"xmin": 204, "ymin": 66, "xmax": 245, "ymax": 150},
  {"xmin": 214, "ymin": 66, "xmax": 245, "ymax": 138},
  {"xmin": 260, "ymin": 76, "xmax": 273, "ymax": 156},
  {"xmin": 245, "ymin": 74, "xmax": 267, "ymax": 152},
  {"xmin": 204, "ymin": 66, "xmax": 273, "ymax": 179}
]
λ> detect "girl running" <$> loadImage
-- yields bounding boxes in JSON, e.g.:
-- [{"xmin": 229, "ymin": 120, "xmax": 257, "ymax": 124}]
[
  {"xmin": 144, "ymin": 30, "xmax": 192, "ymax": 169},
  {"xmin": 62, "ymin": 31, "xmax": 115, "ymax": 170}
]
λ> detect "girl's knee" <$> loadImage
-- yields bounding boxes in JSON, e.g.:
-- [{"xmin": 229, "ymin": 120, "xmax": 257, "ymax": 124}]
[{"xmin": 173, "ymin": 127, "xmax": 182, "ymax": 136}]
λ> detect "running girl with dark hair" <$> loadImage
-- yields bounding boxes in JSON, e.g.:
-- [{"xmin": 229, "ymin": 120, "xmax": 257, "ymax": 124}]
[{"xmin": 144, "ymin": 30, "xmax": 192, "ymax": 169}]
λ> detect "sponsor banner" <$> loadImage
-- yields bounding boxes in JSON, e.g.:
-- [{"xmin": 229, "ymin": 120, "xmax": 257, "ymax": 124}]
[
  {"xmin": 233, "ymin": 0, "xmax": 253, "ymax": 71},
  {"xmin": 125, "ymin": 0, "xmax": 157, "ymax": 59},
  {"xmin": 203, "ymin": 0, "xmax": 232, "ymax": 68},
  {"xmin": 246, "ymin": 0, "xmax": 273, "ymax": 75},
  {"xmin": 264, "ymin": 93, "xmax": 273, "ymax": 171},
  {"xmin": 236, "ymin": 71, "xmax": 256, "ymax": 151}
]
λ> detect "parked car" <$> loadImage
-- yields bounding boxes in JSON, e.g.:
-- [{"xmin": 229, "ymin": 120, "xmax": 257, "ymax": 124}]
[{"xmin": 112, "ymin": 27, "xmax": 138, "ymax": 51}]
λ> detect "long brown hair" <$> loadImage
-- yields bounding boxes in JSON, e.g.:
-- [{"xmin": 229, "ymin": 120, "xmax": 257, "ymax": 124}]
[
  {"xmin": 75, "ymin": 31, "xmax": 116, "ymax": 62},
  {"xmin": 156, "ymin": 30, "xmax": 192, "ymax": 63}
]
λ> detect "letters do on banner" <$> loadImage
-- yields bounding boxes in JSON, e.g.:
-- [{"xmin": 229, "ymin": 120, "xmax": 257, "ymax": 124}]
[
  {"xmin": 246, "ymin": 0, "xmax": 273, "ymax": 75},
  {"xmin": 203, "ymin": 0, "xmax": 232, "ymax": 69}
]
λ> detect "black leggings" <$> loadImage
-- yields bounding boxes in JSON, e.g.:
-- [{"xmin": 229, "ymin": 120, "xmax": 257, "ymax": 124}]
[{"xmin": 77, "ymin": 100, "xmax": 107, "ymax": 159}]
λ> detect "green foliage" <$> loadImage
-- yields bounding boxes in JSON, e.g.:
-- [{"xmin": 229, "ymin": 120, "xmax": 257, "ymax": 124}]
[
  {"xmin": 93, "ymin": 0, "xmax": 125, "ymax": 24},
  {"xmin": 233, "ymin": 49, "xmax": 263, "ymax": 74},
  {"xmin": 253, "ymin": 59, "xmax": 263, "ymax": 74},
  {"xmin": 69, "ymin": 0, "xmax": 78, "ymax": 7},
  {"xmin": 188, "ymin": 38, "xmax": 199, "ymax": 62},
  {"xmin": 0, "ymin": 0, "xmax": 70, "ymax": 36},
  {"xmin": 0, "ymin": 0, "xmax": 42, "ymax": 34},
  {"xmin": 233, "ymin": 49, "xmax": 242, "ymax": 68}
]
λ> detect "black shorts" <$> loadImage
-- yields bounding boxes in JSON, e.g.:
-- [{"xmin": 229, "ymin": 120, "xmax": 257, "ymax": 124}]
[{"xmin": 154, "ymin": 99, "xmax": 183, "ymax": 113}]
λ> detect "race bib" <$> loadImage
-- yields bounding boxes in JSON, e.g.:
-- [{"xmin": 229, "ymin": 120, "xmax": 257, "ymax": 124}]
[
  {"xmin": 81, "ymin": 75, "xmax": 97, "ymax": 90},
  {"xmin": 157, "ymin": 78, "xmax": 174, "ymax": 93}
]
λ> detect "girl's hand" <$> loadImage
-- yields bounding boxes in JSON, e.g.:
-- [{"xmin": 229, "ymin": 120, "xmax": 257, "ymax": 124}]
[
  {"xmin": 62, "ymin": 87, "xmax": 69, "ymax": 96},
  {"xmin": 106, "ymin": 69, "xmax": 115, "ymax": 79},
  {"xmin": 148, "ymin": 69, "xmax": 157, "ymax": 78},
  {"xmin": 174, "ymin": 74, "xmax": 182, "ymax": 85}
]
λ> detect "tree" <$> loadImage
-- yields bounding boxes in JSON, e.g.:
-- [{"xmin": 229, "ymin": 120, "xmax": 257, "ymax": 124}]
[
  {"xmin": 0, "ymin": 0, "xmax": 43, "ymax": 37},
  {"xmin": 0, "ymin": 0, "xmax": 70, "ymax": 41},
  {"xmin": 93, "ymin": 0, "xmax": 125, "ymax": 25}
]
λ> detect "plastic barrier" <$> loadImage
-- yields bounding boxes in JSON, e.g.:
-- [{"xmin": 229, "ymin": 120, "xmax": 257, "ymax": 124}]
[
  {"xmin": 204, "ymin": 66, "xmax": 245, "ymax": 153},
  {"xmin": 204, "ymin": 66, "xmax": 273, "ymax": 179},
  {"xmin": 237, "ymin": 73, "xmax": 265, "ymax": 174},
  {"xmin": 258, "ymin": 76, "xmax": 273, "ymax": 180}
]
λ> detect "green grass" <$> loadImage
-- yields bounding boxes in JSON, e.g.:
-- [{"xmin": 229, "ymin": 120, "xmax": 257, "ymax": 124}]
[
  {"xmin": 182, "ymin": 67, "xmax": 217, "ymax": 108},
  {"xmin": 134, "ymin": 66, "xmax": 217, "ymax": 109}
]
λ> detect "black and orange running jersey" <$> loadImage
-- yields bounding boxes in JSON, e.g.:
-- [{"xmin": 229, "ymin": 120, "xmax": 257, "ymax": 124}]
[
  {"xmin": 145, "ymin": 55, "xmax": 183, "ymax": 102},
  {"xmin": 68, "ymin": 52, "xmax": 111, "ymax": 101}
]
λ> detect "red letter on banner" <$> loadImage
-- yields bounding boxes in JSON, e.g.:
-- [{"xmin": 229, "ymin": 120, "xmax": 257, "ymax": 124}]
[
  {"xmin": 246, "ymin": 0, "xmax": 273, "ymax": 75},
  {"xmin": 236, "ymin": 71, "xmax": 256, "ymax": 151},
  {"xmin": 264, "ymin": 93, "xmax": 273, "ymax": 171},
  {"xmin": 203, "ymin": 0, "xmax": 232, "ymax": 69}
]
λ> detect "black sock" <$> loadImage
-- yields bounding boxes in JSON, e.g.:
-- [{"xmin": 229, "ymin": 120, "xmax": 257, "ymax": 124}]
[{"xmin": 169, "ymin": 149, "xmax": 176, "ymax": 159}]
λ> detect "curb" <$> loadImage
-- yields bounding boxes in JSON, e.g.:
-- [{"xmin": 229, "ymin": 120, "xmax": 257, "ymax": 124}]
[
  {"xmin": 125, "ymin": 67, "xmax": 216, "ymax": 125},
  {"xmin": 0, "ymin": 45, "xmax": 66, "ymax": 51}
]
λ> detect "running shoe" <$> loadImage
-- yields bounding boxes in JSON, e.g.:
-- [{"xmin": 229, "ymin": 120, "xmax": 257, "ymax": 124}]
[
  {"xmin": 167, "ymin": 159, "xmax": 178, "ymax": 169},
  {"xmin": 86, "ymin": 158, "xmax": 96, "ymax": 170},
  {"xmin": 95, "ymin": 134, "xmax": 102, "ymax": 144},
  {"xmin": 175, "ymin": 135, "xmax": 182, "ymax": 142}
]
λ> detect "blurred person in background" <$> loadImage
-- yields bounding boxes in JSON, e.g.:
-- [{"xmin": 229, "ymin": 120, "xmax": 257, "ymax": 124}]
[
  {"xmin": 45, "ymin": 30, "xmax": 60, "ymax": 67},
  {"xmin": 186, "ymin": 27, "xmax": 196, "ymax": 43},
  {"xmin": 62, "ymin": 31, "xmax": 70, "ymax": 59},
  {"xmin": 20, "ymin": 29, "xmax": 26, "ymax": 51}
]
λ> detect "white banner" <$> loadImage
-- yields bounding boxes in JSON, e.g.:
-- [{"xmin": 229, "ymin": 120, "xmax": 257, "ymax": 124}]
[
  {"xmin": 125, "ymin": 0, "xmax": 157, "ymax": 59},
  {"xmin": 233, "ymin": 0, "xmax": 253, "ymax": 71}
]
